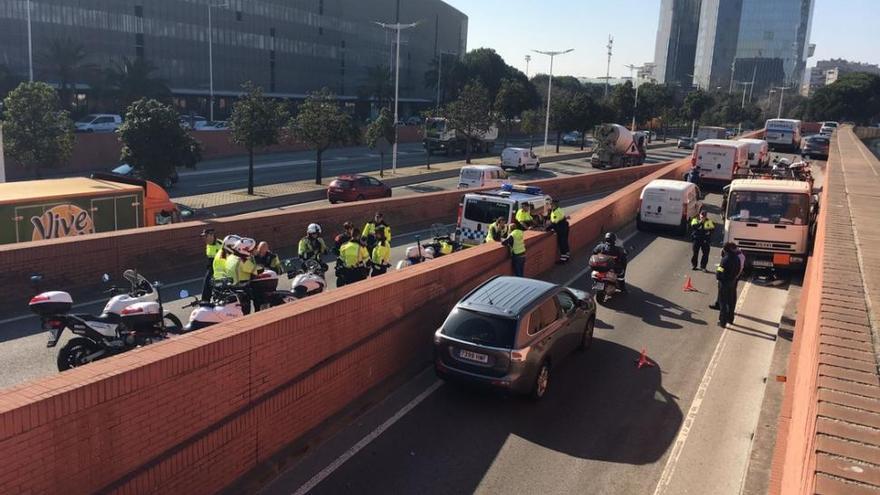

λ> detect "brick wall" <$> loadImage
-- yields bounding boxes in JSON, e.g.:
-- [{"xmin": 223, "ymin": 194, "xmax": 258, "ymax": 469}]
[
  {"xmin": 0, "ymin": 154, "xmax": 694, "ymax": 494},
  {"xmin": 0, "ymin": 162, "xmax": 670, "ymax": 314}
]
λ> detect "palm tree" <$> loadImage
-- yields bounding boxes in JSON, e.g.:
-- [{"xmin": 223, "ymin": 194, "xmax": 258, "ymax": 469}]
[
  {"xmin": 107, "ymin": 57, "xmax": 171, "ymax": 110},
  {"xmin": 37, "ymin": 38, "xmax": 94, "ymax": 108},
  {"xmin": 357, "ymin": 65, "xmax": 393, "ymax": 110}
]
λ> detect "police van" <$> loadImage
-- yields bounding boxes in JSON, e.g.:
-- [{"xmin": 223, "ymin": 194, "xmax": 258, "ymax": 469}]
[{"xmin": 454, "ymin": 184, "xmax": 552, "ymax": 246}]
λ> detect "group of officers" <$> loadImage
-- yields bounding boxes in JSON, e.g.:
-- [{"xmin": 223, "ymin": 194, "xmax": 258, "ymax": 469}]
[
  {"xmin": 689, "ymin": 207, "xmax": 746, "ymax": 327},
  {"xmin": 484, "ymin": 198, "xmax": 571, "ymax": 277}
]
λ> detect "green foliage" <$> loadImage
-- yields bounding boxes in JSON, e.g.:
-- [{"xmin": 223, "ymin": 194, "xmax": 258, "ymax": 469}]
[
  {"xmin": 229, "ymin": 82, "xmax": 290, "ymax": 194},
  {"xmin": 495, "ymin": 78, "xmax": 531, "ymax": 145},
  {"xmin": 1, "ymin": 82, "xmax": 74, "ymax": 177},
  {"xmin": 520, "ymin": 108, "xmax": 544, "ymax": 150},
  {"xmin": 636, "ymin": 83, "xmax": 676, "ymax": 122},
  {"xmin": 425, "ymin": 48, "xmax": 537, "ymax": 105},
  {"xmin": 292, "ymin": 88, "xmax": 359, "ymax": 184},
  {"xmin": 444, "ymin": 80, "xmax": 493, "ymax": 163},
  {"xmin": 107, "ymin": 57, "xmax": 170, "ymax": 110},
  {"xmin": 568, "ymin": 92, "xmax": 600, "ymax": 147},
  {"xmin": 610, "ymin": 81, "xmax": 635, "ymax": 123},
  {"xmin": 681, "ymin": 89, "xmax": 712, "ymax": 122},
  {"xmin": 358, "ymin": 65, "xmax": 394, "ymax": 110},
  {"xmin": 365, "ymin": 107, "xmax": 395, "ymax": 148},
  {"xmin": 118, "ymin": 98, "xmax": 202, "ymax": 186},
  {"xmin": 37, "ymin": 38, "xmax": 95, "ymax": 109},
  {"xmin": 806, "ymin": 72, "xmax": 880, "ymax": 124}
]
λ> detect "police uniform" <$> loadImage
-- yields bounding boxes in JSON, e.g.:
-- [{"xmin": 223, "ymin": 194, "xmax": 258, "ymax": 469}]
[
  {"xmin": 226, "ymin": 255, "xmax": 259, "ymax": 314},
  {"xmin": 362, "ymin": 220, "xmax": 391, "ymax": 251},
  {"xmin": 202, "ymin": 239, "xmax": 223, "ymax": 301},
  {"xmin": 548, "ymin": 205, "xmax": 570, "ymax": 262},
  {"xmin": 337, "ymin": 239, "xmax": 365, "ymax": 287},
  {"xmin": 715, "ymin": 248, "xmax": 742, "ymax": 326},
  {"xmin": 298, "ymin": 236, "xmax": 328, "ymax": 260},
  {"xmin": 503, "ymin": 227, "xmax": 527, "ymax": 277},
  {"xmin": 485, "ymin": 222, "xmax": 507, "ymax": 243},
  {"xmin": 514, "ymin": 208, "xmax": 533, "ymax": 228},
  {"xmin": 370, "ymin": 239, "xmax": 391, "ymax": 276},
  {"xmin": 254, "ymin": 251, "xmax": 283, "ymax": 273},
  {"xmin": 690, "ymin": 215, "xmax": 716, "ymax": 270}
]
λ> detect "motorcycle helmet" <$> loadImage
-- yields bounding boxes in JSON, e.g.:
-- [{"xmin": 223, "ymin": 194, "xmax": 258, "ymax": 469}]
[
  {"xmin": 307, "ymin": 223, "xmax": 322, "ymax": 235},
  {"xmin": 604, "ymin": 232, "xmax": 617, "ymax": 244},
  {"xmin": 222, "ymin": 234, "xmax": 241, "ymax": 252},
  {"xmin": 233, "ymin": 238, "xmax": 256, "ymax": 256}
]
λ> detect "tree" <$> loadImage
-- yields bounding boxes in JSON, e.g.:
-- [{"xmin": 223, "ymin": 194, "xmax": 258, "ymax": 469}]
[
  {"xmin": 806, "ymin": 72, "xmax": 880, "ymax": 124},
  {"xmin": 358, "ymin": 65, "xmax": 394, "ymax": 111},
  {"xmin": 610, "ymin": 81, "xmax": 635, "ymax": 124},
  {"xmin": 636, "ymin": 83, "xmax": 676, "ymax": 128},
  {"xmin": 118, "ymin": 98, "xmax": 202, "ymax": 187},
  {"xmin": 568, "ymin": 92, "xmax": 600, "ymax": 150},
  {"xmin": 37, "ymin": 38, "xmax": 95, "ymax": 109},
  {"xmin": 444, "ymin": 80, "xmax": 493, "ymax": 164},
  {"xmin": 365, "ymin": 107, "xmax": 395, "ymax": 177},
  {"xmin": 424, "ymin": 53, "xmax": 466, "ymax": 106},
  {"xmin": 681, "ymin": 89, "xmax": 712, "ymax": 136},
  {"xmin": 229, "ymin": 82, "xmax": 290, "ymax": 194},
  {"xmin": 520, "ymin": 109, "xmax": 543, "ymax": 150},
  {"xmin": 107, "ymin": 57, "xmax": 170, "ymax": 110},
  {"xmin": 549, "ymin": 89, "xmax": 579, "ymax": 152},
  {"xmin": 292, "ymin": 88, "xmax": 359, "ymax": 185},
  {"xmin": 494, "ymin": 78, "xmax": 531, "ymax": 146},
  {"xmin": 1, "ymin": 82, "xmax": 74, "ymax": 178}
]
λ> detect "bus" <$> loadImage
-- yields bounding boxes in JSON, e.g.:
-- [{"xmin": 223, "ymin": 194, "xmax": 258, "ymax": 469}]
[{"xmin": 763, "ymin": 119, "xmax": 802, "ymax": 152}]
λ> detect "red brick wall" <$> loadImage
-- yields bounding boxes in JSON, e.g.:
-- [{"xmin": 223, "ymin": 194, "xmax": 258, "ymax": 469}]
[
  {"xmin": 0, "ymin": 162, "xmax": 670, "ymax": 313},
  {"xmin": 0, "ymin": 153, "xmax": 694, "ymax": 495}
]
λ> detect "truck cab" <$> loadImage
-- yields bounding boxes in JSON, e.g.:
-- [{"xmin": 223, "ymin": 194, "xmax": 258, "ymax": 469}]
[
  {"xmin": 455, "ymin": 184, "xmax": 551, "ymax": 246},
  {"xmin": 723, "ymin": 178, "xmax": 817, "ymax": 270}
]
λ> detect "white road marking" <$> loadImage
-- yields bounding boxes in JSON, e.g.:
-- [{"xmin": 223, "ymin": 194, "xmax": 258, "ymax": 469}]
[
  {"xmin": 291, "ymin": 380, "xmax": 443, "ymax": 495},
  {"xmin": 651, "ymin": 282, "xmax": 753, "ymax": 495},
  {"xmin": 179, "ymin": 159, "xmax": 314, "ymax": 178}
]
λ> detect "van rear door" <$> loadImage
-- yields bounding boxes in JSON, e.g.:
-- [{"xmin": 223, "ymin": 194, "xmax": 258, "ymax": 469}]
[
  {"xmin": 697, "ymin": 145, "xmax": 734, "ymax": 182},
  {"xmin": 641, "ymin": 189, "xmax": 669, "ymax": 224}
]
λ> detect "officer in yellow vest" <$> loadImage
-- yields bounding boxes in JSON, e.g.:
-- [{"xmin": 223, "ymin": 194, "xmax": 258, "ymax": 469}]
[
  {"xmin": 362, "ymin": 212, "xmax": 391, "ymax": 251},
  {"xmin": 514, "ymin": 203, "xmax": 534, "ymax": 229},
  {"xmin": 502, "ymin": 220, "xmax": 527, "ymax": 277},
  {"xmin": 547, "ymin": 199, "xmax": 570, "ymax": 263},
  {"xmin": 485, "ymin": 217, "xmax": 508, "ymax": 243},
  {"xmin": 369, "ymin": 227, "xmax": 391, "ymax": 276},
  {"xmin": 201, "ymin": 229, "xmax": 223, "ymax": 301},
  {"xmin": 226, "ymin": 238, "xmax": 259, "ymax": 314},
  {"xmin": 690, "ymin": 210, "xmax": 716, "ymax": 271},
  {"xmin": 337, "ymin": 235, "xmax": 366, "ymax": 287}
]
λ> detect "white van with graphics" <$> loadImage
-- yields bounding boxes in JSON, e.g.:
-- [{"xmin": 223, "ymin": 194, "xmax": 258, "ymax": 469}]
[
  {"xmin": 455, "ymin": 184, "xmax": 551, "ymax": 246},
  {"xmin": 637, "ymin": 180, "xmax": 703, "ymax": 235},
  {"xmin": 737, "ymin": 138, "xmax": 770, "ymax": 168},
  {"xmin": 692, "ymin": 139, "xmax": 750, "ymax": 185}
]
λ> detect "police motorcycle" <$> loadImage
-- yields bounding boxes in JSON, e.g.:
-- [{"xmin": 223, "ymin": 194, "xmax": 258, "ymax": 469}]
[
  {"xmin": 395, "ymin": 224, "xmax": 462, "ymax": 270},
  {"xmin": 588, "ymin": 247, "xmax": 627, "ymax": 304},
  {"xmin": 28, "ymin": 270, "xmax": 184, "ymax": 371},
  {"xmin": 179, "ymin": 278, "xmax": 245, "ymax": 331},
  {"xmin": 284, "ymin": 258, "xmax": 327, "ymax": 299}
]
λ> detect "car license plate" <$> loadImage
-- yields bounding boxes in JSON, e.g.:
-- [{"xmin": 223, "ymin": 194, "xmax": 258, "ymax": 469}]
[
  {"xmin": 459, "ymin": 349, "xmax": 489, "ymax": 363},
  {"xmin": 753, "ymin": 259, "xmax": 773, "ymax": 267},
  {"xmin": 47, "ymin": 328, "xmax": 60, "ymax": 346},
  {"xmin": 592, "ymin": 282, "xmax": 605, "ymax": 291}
]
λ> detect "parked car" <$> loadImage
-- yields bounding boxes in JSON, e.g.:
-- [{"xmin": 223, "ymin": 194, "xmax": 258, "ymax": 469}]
[
  {"xmin": 327, "ymin": 174, "xmax": 391, "ymax": 203},
  {"xmin": 111, "ymin": 163, "xmax": 179, "ymax": 189},
  {"xmin": 179, "ymin": 115, "xmax": 208, "ymax": 130},
  {"xmin": 677, "ymin": 136, "xmax": 695, "ymax": 149},
  {"xmin": 562, "ymin": 131, "xmax": 582, "ymax": 145},
  {"xmin": 801, "ymin": 134, "xmax": 830, "ymax": 159},
  {"xmin": 405, "ymin": 116, "xmax": 423, "ymax": 126},
  {"xmin": 74, "ymin": 114, "xmax": 122, "ymax": 133},
  {"xmin": 434, "ymin": 276, "xmax": 596, "ymax": 400}
]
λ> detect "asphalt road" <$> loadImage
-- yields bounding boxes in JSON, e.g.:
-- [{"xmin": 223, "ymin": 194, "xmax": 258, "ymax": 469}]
[{"xmin": 258, "ymin": 191, "xmax": 796, "ymax": 495}]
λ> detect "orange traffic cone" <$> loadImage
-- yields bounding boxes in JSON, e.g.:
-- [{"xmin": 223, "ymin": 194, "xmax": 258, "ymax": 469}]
[
  {"xmin": 683, "ymin": 275, "xmax": 698, "ymax": 292},
  {"xmin": 635, "ymin": 348, "xmax": 655, "ymax": 369}
]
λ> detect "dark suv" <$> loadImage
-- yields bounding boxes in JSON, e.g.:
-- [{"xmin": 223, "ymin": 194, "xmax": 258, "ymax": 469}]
[
  {"xmin": 801, "ymin": 134, "xmax": 830, "ymax": 159},
  {"xmin": 434, "ymin": 276, "xmax": 596, "ymax": 400}
]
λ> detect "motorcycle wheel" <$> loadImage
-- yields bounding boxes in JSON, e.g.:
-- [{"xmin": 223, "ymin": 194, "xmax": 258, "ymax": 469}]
[
  {"xmin": 57, "ymin": 338, "xmax": 103, "ymax": 371},
  {"xmin": 164, "ymin": 313, "xmax": 184, "ymax": 334}
]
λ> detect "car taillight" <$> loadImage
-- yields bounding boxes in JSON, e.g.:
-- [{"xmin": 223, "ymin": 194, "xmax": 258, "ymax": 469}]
[
  {"xmin": 511, "ymin": 347, "xmax": 531, "ymax": 362},
  {"xmin": 29, "ymin": 294, "xmax": 50, "ymax": 304}
]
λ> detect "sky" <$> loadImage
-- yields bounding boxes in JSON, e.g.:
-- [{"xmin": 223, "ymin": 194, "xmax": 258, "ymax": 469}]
[{"xmin": 443, "ymin": 0, "xmax": 880, "ymax": 79}]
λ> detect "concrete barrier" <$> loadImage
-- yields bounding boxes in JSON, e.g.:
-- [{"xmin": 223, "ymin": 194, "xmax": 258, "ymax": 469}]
[
  {"xmin": 0, "ymin": 152, "xmax": 695, "ymax": 494},
  {"xmin": 0, "ymin": 162, "xmax": 668, "ymax": 313}
]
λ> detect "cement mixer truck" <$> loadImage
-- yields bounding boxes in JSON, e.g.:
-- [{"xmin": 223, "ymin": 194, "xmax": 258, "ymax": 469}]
[{"xmin": 590, "ymin": 123, "xmax": 648, "ymax": 169}]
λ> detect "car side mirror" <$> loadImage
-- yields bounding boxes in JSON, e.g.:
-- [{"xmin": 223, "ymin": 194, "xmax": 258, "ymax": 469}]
[{"xmin": 30, "ymin": 274, "xmax": 43, "ymax": 284}]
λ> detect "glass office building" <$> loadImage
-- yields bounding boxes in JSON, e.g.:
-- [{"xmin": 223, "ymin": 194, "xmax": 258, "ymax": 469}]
[
  {"xmin": 0, "ymin": 0, "xmax": 467, "ymax": 115},
  {"xmin": 691, "ymin": 0, "xmax": 814, "ymax": 94},
  {"xmin": 652, "ymin": 0, "xmax": 702, "ymax": 87}
]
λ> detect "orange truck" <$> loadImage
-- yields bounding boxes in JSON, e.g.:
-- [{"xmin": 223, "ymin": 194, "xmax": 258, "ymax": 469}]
[{"xmin": 0, "ymin": 173, "xmax": 180, "ymax": 245}]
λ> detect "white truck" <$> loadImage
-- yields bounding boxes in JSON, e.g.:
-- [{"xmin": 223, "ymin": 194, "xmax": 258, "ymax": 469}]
[
  {"xmin": 692, "ymin": 139, "xmax": 751, "ymax": 185},
  {"xmin": 723, "ymin": 178, "xmax": 817, "ymax": 270},
  {"xmin": 764, "ymin": 118, "xmax": 802, "ymax": 152},
  {"xmin": 423, "ymin": 117, "xmax": 498, "ymax": 156},
  {"xmin": 590, "ymin": 123, "xmax": 647, "ymax": 169}
]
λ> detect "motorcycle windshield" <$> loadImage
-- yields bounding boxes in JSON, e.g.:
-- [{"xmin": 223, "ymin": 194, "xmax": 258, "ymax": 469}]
[{"xmin": 123, "ymin": 269, "xmax": 152, "ymax": 292}]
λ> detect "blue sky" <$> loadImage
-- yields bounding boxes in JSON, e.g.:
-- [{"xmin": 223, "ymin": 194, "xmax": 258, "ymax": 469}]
[{"xmin": 443, "ymin": 0, "xmax": 880, "ymax": 78}]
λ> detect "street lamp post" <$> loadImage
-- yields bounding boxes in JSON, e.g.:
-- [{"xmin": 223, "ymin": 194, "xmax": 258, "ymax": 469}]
[
  {"xmin": 26, "ymin": 0, "xmax": 33, "ymax": 82},
  {"xmin": 772, "ymin": 86, "xmax": 791, "ymax": 118},
  {"xmin": 207, "ymin": 1, "xmax": 229, "ymax": 123},
  {"xmin": 375, "ymin": 21, "xmax": 419, "ymax": 175},
  {"xmin": 624, "ymin": 64, "xmax": 643, "ymax": 131},
  {"xmin": 524, "ymin": 54, "xmax": 531, "ymax": 78},
  {"xmin": 533, "ymin": 48, "xmax": 574, "ymax": 154},
  {"xmin": 735, "ymin": 81, "xmax": 753, "ymax": 135}
]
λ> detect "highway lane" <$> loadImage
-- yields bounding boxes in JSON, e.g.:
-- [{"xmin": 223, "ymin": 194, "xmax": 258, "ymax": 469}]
[
  {"xmin": 259, "ymin": 191, "xmax": 796, "ymax": 495},
  {"xmin": 0, "ymin": 187, "xmax": 614, "ymax": 390}
]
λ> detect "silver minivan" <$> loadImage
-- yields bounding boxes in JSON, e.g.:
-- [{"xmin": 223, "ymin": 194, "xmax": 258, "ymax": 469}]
[{"xmin": 434, "ymin": 276, "xmax": 596, "ymax": 400}]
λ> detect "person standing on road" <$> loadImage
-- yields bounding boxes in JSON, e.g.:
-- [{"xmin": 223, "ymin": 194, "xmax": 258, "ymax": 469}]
[
  {"xmin": 503, "ymin": 220, "xmax": 527, "ymax": 277},
  {"xmin": 547, "ymin": 198, "xmax": 570, "ymax": 263},
  {"xmin": 334, "ymin": 222, "xmax": 356, "ymax": 255},
  {"xmin": 201, "ymin": 229, "xmax": 223, "ymax": 301},
  {"xmin": 299, "ymin": 223, "xmax": 329, "ymax": 263},
  {"xmin": 714, "ymin": 242, "xmax": 742, "ymax": 327},
  {"xmin": 362, "ymin": 212, "xmax": 391, "ymax": 251},
  {"xmin": 485, "ymin": 217, "xmax": 508, "ymax": 243},
  {"xmin": 690, "ymin": 210, "xmax": 715, "ymax": 271},
  {"xmin": 369, "ymin": 227, "xmax": 391, "ymax": 277},
  {"xmin": 337, "ymin": 235, "xmax": 368, "ymax": 286}
]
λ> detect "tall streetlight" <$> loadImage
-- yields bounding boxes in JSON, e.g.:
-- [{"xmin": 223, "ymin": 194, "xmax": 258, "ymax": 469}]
[
  {"xmin": 435, "ymin": 50, "xmax": 457, "ymax": 112},
  {"xmin": 524, "ymin": 54, "xmax": 531, "ymax": 78},
  {"xmin": 533, "ymin": 48, "xmax": 574, "ymax": 153},
  {"xmin": 604, "ymin": 35, "xmax": 614, "ymax": 99},
  {"xmin": 207, "ymin": 1, "xmax": 229, "ymax": 122},
  {"xmin": 375, "ymin": 21, "xmax": 419, "ymax": 175},
  {"xmin": 772, "ymin": 86, "xmax": 791, "ymax": 118},
  {"xmin": 26, "ymin": 0, "xmax": 34, "ymax": 82},
  {"xmin": 735, "ymin": 81, "xmax": 753, "ymax": 135},
  {"xmin": 624, "ymin": 63, "xmax": 644, "ymax": 131}
]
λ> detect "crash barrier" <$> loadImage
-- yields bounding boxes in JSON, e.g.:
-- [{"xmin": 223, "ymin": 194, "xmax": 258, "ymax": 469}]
[
  {"xmin": 0, "ymin": 151, "xmax": 698, "ymax": 493},
  {"xmin": 0, "ymin": 162, "xmax": 670, "ymax": 313},
  {"xmin": 770, "ymin": 127, "xmax": 880, "ymax": 493},
  {"xmin": 854, "ymin": 125, "xmax": 880, "ymax": 140}
]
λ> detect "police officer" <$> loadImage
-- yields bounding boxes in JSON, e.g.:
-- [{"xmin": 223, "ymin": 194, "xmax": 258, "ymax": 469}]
[
  {"xmin": 369, "ymin": 226, "xmax": 391, "ymax": 277},
  {"xmin": 337, "ymin": 235, "xmax": 366, "ymax": 287},
  {"xmin": 502, "ymin": 220, "xmax": 527, "ymax": 277},
  {"xmin": 334, "ymin": 222, "xmax": 356, "ymax": 255},
  {"xmin": 211, "ymin": 235, "xmax": 240, "ymax": 297},
  {"xmin": 254, "ymin": 241, "xmax": 283, "ymax": 273},
  {"xmin": 715, "ymin": 242, "xmax": 742, "ymax": 327},
  {"xmin": 299, "ymin": 223, "xmax": 329, "ymax": 266},
  {"xmin": 201, "ymin": 229, "xmax": 223, "ymax": 301},
  {"xmin": 485, "ymin": 217, "xmax": 508, "ymax": 243},
  {"xmin": 362, "ymin": 212, "xmax": 391, "ymax": 251},
  {"xmin": 690, "ymin": 210, "xmax": 716, "ymax": 271},
  {"xmin": 514, "ymin": 203, "xmax": 534, "ymax": 229},
  {"xmin": 226, "ymin": 238, "xmax": 259, "ymax": 314},
  {"xmin": 547, "ymin": 199, "xmax": 570, "ymax": 263},
  {"xmin": 592, "ymin": 232, "xmax": 628, "ymax": 293}
]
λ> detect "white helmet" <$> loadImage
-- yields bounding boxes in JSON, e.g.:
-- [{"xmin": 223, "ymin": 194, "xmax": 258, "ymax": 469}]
[
  {"xmin": 233, "ymin": 238, "xmax": 256, "ymax": 256},
  {"xmin": 307, "ymin": 223, "xmax": 322, "ymax": 235},
  {"xmin": 222, "ymin": 234, "xmax": 241, "ymax": 252}
]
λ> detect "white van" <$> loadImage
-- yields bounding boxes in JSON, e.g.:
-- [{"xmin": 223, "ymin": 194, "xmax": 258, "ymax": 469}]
[
  {"xmin": 455, "ymin": 184, "xmax": 551, "ymax": 246},
  {"xmin": 637, "ymin": 180, "xmax": 703, "ymax": 235},
  {"xmin": 737, "ymin": 138, "xmax": 770, "ymax": 168},
  {"xmin": 764, "ymin": 118, "xmax": 802, "ymax": 151},
  {"xmin": 501, "ymin": 147, "xmax": 540, "ymax": 172},
  {"xmin": 692, "ymin": 139, "xmax": 751, "ymax": 185},
  {"xmin": 458, "ymin": 165, "xmax": 508, "ymax": 189}
]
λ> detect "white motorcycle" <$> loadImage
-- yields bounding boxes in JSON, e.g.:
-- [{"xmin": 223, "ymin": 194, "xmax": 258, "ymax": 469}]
[
  {"xmin": 285, "ymin": 258, "xmax": 327, "ymax": 298},
  {"xmin": 180, "ymin": 280, "xmax": 245, "ymax": 332}
]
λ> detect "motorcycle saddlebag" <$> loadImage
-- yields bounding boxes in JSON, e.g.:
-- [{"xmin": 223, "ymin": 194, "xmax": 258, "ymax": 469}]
[
  {"xmin": 120, "ymin": 301, "xmax": 162, "ymax": 327},
  {"xmin": 589, "ymin": 254, "xmax": 614, "ymax": 273},
  {"xmin": 29, "ymin": 291, "xmax": 73, "ymax": 316}
]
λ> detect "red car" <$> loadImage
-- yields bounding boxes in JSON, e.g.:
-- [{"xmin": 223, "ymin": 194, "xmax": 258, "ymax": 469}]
[{"xmin": 327, "ymin": 174, "xmax": 392, "ymax": 203}]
